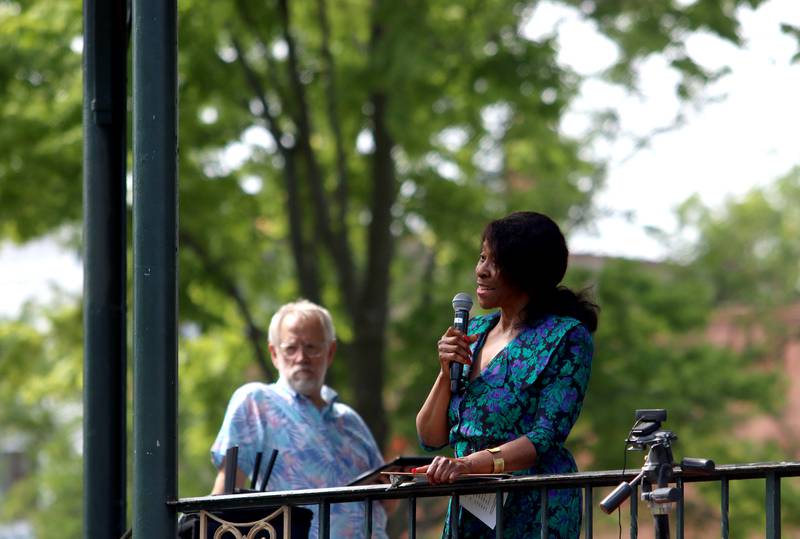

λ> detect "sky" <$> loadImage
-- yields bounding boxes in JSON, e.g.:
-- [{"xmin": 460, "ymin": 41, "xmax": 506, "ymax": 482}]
[
  {"xmin": 543, "ymin": 0, "xmax": 800, "ymax": 259},
  {"xmin": 1, "ymin": 0, "xmax": 798, "ymax": 317}
]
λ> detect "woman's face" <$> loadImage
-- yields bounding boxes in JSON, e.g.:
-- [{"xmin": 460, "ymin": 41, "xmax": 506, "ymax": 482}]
[{"xmin": 475, "ymin": 241, "xmax": 527, "ymax": 310}]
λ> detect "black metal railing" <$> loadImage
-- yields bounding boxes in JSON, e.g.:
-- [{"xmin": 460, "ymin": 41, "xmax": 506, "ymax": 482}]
[{"xmin": 173, "ymin": 461, "xmax": 800, "ymax": 539}]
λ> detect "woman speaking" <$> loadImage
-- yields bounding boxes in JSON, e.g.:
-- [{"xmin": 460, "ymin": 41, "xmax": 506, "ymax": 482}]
[{"xmin": 415, "ymin": 211, "xmax": 599, "ymax": 538}]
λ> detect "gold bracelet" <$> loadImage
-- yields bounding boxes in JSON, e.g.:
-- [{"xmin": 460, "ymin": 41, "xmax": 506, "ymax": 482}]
[{"xmin": 486, "ymin": 447, "xmax": 504, "ymax": 474}]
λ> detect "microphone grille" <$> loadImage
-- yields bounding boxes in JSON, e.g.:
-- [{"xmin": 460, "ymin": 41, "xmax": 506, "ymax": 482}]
[{"xmin": 452, "ymin": 292, "xmax": 473, "ymax": 312}]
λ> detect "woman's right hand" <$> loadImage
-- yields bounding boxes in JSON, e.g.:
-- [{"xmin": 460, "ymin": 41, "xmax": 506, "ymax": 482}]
[
  {"xmin": 416, "ymin": 327, "xmax": 479, "ymax": 447},
  {"xmin": 437, "ymin": 326, "xmax": 477, "ymax": 377}
]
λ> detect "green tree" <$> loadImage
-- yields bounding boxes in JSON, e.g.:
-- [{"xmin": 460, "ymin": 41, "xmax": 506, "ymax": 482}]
[
  {"xmin": 675, "ymin": 166, "xmax": 800, "ymax": 307},
  {"xmin": 559, "ymin": 256, "xmax": 788, "ymax": 535},
  {"xmin": 0, "ymin": 300, "xmax": 84, "ymax": 538},
  {"xmin": 0, "ymin": 0, "xmax": 82, "ymax": 240},
  {"xmin": 584, "ymin": 167, "xmax": 800, "ymax": 532},
  {"xmin": 2, "ymin": 0, "xmax": 797, "ymax": 536},
  {"xmin": 174, "ymin": 0, "xmax": 601, "ymax": 448},
  {"xmin": 1, "ymin": 0, "xmax": 774, "ymax": 448},
  {"xmin": 572, "ymin": 258, "xmax": 778, "ymax": 469},
  {"xmin": 171, "ymin": 0, "xmax": 773, "ymax": 449}
]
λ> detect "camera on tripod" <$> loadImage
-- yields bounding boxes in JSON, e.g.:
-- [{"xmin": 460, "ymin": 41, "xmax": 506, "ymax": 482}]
[
  {"xmin": 599, "ymin": 409, "xmax": 715, "ymax": 538},
  {"xmin": 627, "ymin": 409, "xmax": 671, "ymax": 446}
]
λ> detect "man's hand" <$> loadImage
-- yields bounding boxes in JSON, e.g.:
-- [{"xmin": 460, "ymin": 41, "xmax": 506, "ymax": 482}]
[{"xmin": 211, "ymin": 461, "xmax": 247, "ymax": 495}]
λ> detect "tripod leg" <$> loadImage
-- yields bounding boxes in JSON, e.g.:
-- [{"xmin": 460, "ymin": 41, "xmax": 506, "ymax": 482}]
[{"xmin": 653, "ymin": 514, "xmax": 670, "ymax": 539}]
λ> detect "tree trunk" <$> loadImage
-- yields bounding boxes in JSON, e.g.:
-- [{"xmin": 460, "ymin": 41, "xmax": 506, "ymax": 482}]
[
  {"xmin": 351, "ymin": 314, "xmax": 387, "ymax": 448},
  {"xmin": 349, "ymin": 91, "xmax": 397, "ymax": 449}
]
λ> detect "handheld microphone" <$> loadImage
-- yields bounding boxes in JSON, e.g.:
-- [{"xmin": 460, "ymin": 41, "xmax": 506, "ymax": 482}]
[{"xmin": 450, "ymin": 292, "xmax": 473, "ymax": 393}]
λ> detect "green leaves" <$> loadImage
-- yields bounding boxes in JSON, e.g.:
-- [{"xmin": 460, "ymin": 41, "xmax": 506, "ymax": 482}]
[
  {"xmin": 678, "ymin": 167, "xmax": 800, "ymax": 306},
  {"xmin": 781, "ymin": 23, "xmax": 800, "ymax": 63},
  {"xmin": 0, "ymin": 302, "xmax": 84, "ymax": 535},
  {"xmin": 1, "ymin": 0, "xmax": 797, "ymax": 535},
  {"xmin": 0, "ymin": 0, "xmax": 83, "ymax": 240},
  {"xmin": 574, "ymin": 258, "xmax": 779, "ymax": 471}
]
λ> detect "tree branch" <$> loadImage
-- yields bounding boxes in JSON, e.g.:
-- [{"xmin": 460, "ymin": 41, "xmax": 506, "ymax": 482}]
[
  {"xmin": 230, "ymin": 34, "xmax": 322, "ymax": 302},
  {"xmin": 277, "ymin": 0, "xmax": 358, "ymax": 315},
  {"xmin": 345, "ymin": 0, "xmax": 400, "ymax": 449},
  {"xmin": 315, "ymin": 0, "xmax": 351, "ymax": 231},
  {"xmin": 360, "ymin": 7, "xmax": 398, "ymax": 317},
  {"xmin": 232, "ymin": 0, "xmax": 294, "ymax": 112},
  {"xmin": 360, "ymin": 90, "xmax": 397, "ymax": 320},
  {"xmin": 180, "ymin": 229, "xmax": 273, "ymax": 380}
]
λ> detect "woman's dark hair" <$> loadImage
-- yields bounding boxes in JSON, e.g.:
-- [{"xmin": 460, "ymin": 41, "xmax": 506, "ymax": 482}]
[{"xmin": 481, "ymin": 211, "xmax": 599, "ymax": 332}]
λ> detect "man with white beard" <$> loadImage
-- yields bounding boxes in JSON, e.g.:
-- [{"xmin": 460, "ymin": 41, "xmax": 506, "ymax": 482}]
[{"xmin": 210, "ymin": 299, "xmax": 388, "ymax": 538}]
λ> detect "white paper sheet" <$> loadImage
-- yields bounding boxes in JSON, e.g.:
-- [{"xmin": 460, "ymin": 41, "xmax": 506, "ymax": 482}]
[{"xmin": 460, "ymin": 492, "xmax": 508, "ymax": 530}]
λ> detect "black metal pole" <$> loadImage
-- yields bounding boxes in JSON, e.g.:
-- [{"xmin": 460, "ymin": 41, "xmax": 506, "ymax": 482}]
[
  {"xmin": 653, "ymin": 514, "xmax": 670, "ymax": 539},
  {"xmin": 765, "ymin": 472, "xmax": 781, "ymax": 539},
  {"xmin": 131, "ymin": 0, "xmax": 178, "ymax": 534},
  {"xmin": 721, "ymin": 478, "xmax": 729, "ymax": 539},
  {"xmin": 82, "ymin": 0, "xmax": 128, "ymax": 537}
]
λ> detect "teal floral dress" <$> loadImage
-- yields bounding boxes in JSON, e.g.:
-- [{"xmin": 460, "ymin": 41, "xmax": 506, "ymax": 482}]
[{"xmin": 429, "ymin": 311, "xmax": 593, "ymax": 538}]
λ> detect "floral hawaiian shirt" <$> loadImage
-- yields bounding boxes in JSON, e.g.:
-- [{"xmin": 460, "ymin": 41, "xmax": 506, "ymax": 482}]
[
  {"xmin": 211, "ymin": 378, "xmax": 388, "ymax": 538},
  {"xmin": 429, "ymin": 312, "xmax": 593, "ymax": 539}
]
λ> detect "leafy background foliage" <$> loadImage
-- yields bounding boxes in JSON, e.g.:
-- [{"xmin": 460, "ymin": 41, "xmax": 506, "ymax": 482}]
[{"xmin": 1, "ymin": 0, "xmax": 799, "ymax": 537}]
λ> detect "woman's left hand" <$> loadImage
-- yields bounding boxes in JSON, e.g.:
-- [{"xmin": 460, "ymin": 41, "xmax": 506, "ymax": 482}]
[{"xmin": 413, "ymin": 455, "xmax": 472, "ymax": 484}]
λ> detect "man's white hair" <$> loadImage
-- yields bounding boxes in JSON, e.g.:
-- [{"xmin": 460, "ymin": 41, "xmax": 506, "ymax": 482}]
[{"xmin": 267, "ymin": 299, "xmax": 336, "ymax": 345}]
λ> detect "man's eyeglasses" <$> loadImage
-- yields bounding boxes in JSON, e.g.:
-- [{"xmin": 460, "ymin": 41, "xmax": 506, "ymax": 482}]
[{"xmin": 278, "ymin": 342, "xmax": 327, "ymax": 359}]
